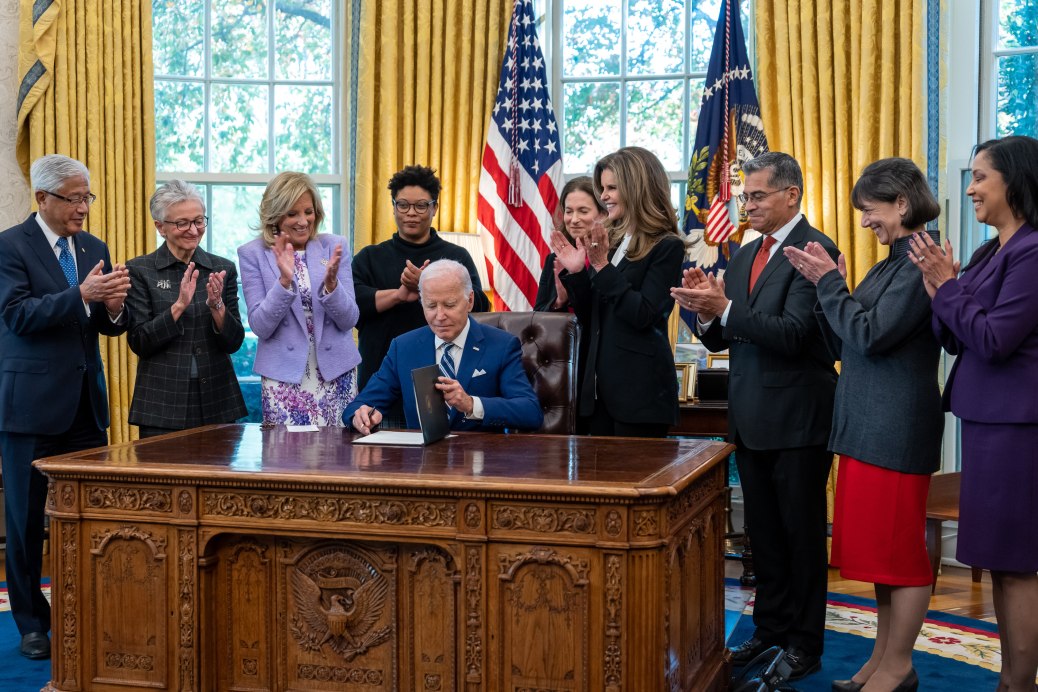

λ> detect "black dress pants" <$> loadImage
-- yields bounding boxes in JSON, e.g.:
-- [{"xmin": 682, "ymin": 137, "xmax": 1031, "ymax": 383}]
[
  {"xmin": 0, "ymin": 379, "xmax": 106, "ymax": 635},
  {"xmin": 735, "ymin": 441, "xmax": 832, "ymax": 656}
]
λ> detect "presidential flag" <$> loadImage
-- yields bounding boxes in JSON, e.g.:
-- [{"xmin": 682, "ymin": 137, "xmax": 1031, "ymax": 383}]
[
  {"xmin": 681, "ymin": 0, "xmax": 768, "ymax": 277},
  {"xmin": 478, "ymin": 0, "xmax": 563, "ymax": 312}
]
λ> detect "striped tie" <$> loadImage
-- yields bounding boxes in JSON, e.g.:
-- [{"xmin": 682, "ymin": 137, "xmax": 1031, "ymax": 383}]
[
  {"xmin": 56, "ymin": 236, "xmax": 78, "ymax": 287},
  {"xmin": 439, "ymin": 342, "xmax": 456, "ymax": 413}
]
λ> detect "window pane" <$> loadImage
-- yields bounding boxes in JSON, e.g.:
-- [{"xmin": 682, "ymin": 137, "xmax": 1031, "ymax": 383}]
[
  {"xmin": 212, "ymin": 1, "xmax": 269, "ymax": 79},
  {"xmin": 626, "ymin": 79, "xmax": 685, "ymax": 170},
  {"xmin": 995, "ymin": 53, "xmax": 1038, "ymax": 138},
  {"xmin": 154, "ymin": 80, "xmax": 205, "ymax": 172},
  {"xmin": 275, "ymin": 0, "xmax": 333, "ymax": 80},
  {"xmin": 274, "ymin": 85, "xmax": 333, "ymax": 173},
  {"xmin": 627, "ymin": 0, "xmax": 685, "ymax": 75},
  {"xmin": 687, "ymin": 77, "xmax": 706, "ymax": 138},
  {"xmin": 690, "ymin": 0, "xmax": 751, "ymax": 73},
  {"xmin": 563, "ymin": 0, "xmax": 621, "ymax": 77},
  {"xmin": 998, "ymin": 0, "xmax": 1038, "ymax": 50},
  {"xmin": 209, "ymin": 185, "xmax": 264, "ymax": 262},
  {"xmin": 210, "ymin": 84, "xmax": 270, "ymax": 173},
  {"xmin": 563, "ymin": 82, "xmax": 620, "ymax": 174},
  {"xmin": 317, "ymin": 185, "xmax": 339, "ymax": 236},
  {"xmin": 153, "ymin": 0, "xmax": 204, "ymax": 77}
]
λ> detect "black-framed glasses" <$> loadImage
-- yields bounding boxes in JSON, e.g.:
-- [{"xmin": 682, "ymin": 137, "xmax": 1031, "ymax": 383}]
[
  {"xmin": 737, "ymin": 187, "xmax": 793, "ymax": 205},
  {"xmin": 162, "ymin": 216, "xmax": 209, "ymax": 231},
  {"xmin": 392, "ymin": 199, "xmax": 436, "ymax": 214},
  {"xmin": 44, "ymin": 190, "xmax": 97, "ymax": 207}
]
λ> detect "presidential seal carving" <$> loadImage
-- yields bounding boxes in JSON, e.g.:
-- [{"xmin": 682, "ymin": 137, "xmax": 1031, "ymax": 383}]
[{"xmin": 289, "ymin": 547, "xmax": 392, "ymax": 661}]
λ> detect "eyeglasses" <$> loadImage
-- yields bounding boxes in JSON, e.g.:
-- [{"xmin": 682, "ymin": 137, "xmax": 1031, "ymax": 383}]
[
  {"xmin": 162, "ymin": 216, "xmax": 209, "ymax": 231},
  {"xmin": 44, "ymin": 190, "xmax": 97, "ymax": 207},
  {"xmin": 392, "ymin": 200, "xmax": 436, "ymax": 214},
  {"xmin": 737, "ymin": 187, "xmax": 793, "ymax": 205}
]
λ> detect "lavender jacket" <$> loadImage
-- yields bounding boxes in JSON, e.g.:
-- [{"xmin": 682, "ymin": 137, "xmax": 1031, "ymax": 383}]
[
  {"xmin": 933, "ymin": 224, "xmax": 1038, "ymax": 423},
  {"xmin": 238, "ymin": 234, "xmax": 361, "ymax": 384}
]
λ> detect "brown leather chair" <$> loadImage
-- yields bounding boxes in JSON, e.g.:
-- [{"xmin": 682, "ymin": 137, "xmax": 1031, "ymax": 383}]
[{"xmin": 471, "ymin": 311, "xmax": 580, "ymax": 434}]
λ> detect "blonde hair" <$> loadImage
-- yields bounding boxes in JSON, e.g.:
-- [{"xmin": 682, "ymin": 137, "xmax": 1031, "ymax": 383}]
[
  {"xmin": 593, "ymin": 147, "xmax": 679, "ymax": 262},
  {"xmin": 258, "ymin": 171, "xmax": 325, "ymax": 246}
]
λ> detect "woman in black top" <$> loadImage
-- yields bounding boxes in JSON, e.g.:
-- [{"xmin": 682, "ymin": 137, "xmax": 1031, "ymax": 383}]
[{"xmin": 551, "ymin": 147, "xmax": 685, "ymax": 437}]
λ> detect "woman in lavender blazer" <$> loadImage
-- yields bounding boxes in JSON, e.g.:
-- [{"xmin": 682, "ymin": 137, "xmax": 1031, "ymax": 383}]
[
  {"xmin": 910, "ymin": 135, "xmax": 1038, "ymax": 692},
  {"xmin": 238, "ymin": 172, "xmax": 361, "ymax": 426}
]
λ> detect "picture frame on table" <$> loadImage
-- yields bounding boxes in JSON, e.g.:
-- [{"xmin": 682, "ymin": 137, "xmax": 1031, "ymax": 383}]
[
  {"xmin": 685, "ymin": 361, "xmax": 698, "ymax": 402},
  {"xmin": 675, "ymin": 364, "xmax": 690, "ymax": 403},
  {"xmin": 706, "ymin": 352, "xmax": 730, "ymax": 369}
]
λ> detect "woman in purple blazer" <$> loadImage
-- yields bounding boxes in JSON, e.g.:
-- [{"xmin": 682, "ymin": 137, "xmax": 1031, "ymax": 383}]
[
  {"xmin": 238, "ymin": 172, "xmax": 361, "ymax": 426},
  {"xmin": 910, "ymin": 135, "xmax": 1038, "ymax": 692}
]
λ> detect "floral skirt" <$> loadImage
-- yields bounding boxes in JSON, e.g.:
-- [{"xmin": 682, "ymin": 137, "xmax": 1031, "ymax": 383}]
[{"xmin": 261, "ymin": 344, "xmax": 357, "ymax": 426}]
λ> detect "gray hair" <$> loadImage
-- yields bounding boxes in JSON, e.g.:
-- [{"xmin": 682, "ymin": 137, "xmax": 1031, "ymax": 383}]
[
  {"xmin": 150, "ymin": 180, "xmax": 206, "ymax": 221},
  {"xmin": 30, "ymin": 154, "xmax": 90, "ymax": 193},
  {"xmin": 743, "ymin": 152, "xmax": 804, "ymax": 208},
  {"xmin": 419, "ymin": 259, "xmax": 472, "ymax": 296}
]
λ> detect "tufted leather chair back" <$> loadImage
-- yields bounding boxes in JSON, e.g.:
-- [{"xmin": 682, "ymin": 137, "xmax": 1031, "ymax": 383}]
[{"xmin": 471, "ymin": 312, "xmax": 580, "ymax": 434}]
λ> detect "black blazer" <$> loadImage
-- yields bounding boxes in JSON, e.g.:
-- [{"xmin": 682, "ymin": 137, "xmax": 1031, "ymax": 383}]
[
  {"xmin": 563, "ymin": 234, "xmax": 685, "ymax": 425},
  {"xmin": 125, "ymin": 243, "xmax": 247, "ymax": 428},
  {"xmin": 0, "ymin": 214, "xmax": 128, "ymax": 435},
  {"xmin": 699, "ymin": 217, "xmax": 838, "ymax": 450}
]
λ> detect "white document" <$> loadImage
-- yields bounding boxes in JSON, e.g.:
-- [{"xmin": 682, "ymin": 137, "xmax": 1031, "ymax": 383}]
[
  {"xmin": 285, "ymin": 424, "xmax": 320, "ymax": 432},
  {"xmin": 352, "ymin": 430, "xmax": 427, "ymax": 446}
]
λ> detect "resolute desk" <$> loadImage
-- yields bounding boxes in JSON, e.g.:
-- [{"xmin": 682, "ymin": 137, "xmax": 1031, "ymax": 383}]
[{"xmin": 36, "ymin": 425, "xmax": 733, "ymax": 692}]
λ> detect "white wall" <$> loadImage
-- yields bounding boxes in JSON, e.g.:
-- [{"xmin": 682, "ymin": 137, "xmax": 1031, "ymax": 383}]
[{"xmin": 0, "ymin": 0, "xmax": 31, "ymax": 230}]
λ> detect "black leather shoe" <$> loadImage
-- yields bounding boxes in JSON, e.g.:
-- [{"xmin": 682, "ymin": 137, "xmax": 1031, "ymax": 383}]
[
  {"xmin": 20, "ymin": 632, "xmax": 50, "ymax": 660},
  {"xmin": 893, "ymin": 668, "xmax": 919, "ymax": 692},
  {"xmin": 784, "ymin": 648, "xmax": 821, "ymax": 681},
  {"xmin": 831, "ymin": 679, "xmax": 865, "ymax": 691},
  {"xmin": 728, "ymin": 636, "xmax": 772, "ymax": 666}
]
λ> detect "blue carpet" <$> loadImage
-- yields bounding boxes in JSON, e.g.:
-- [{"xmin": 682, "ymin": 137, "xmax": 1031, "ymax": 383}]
[{"xmin": 727, "ymin": 589, "xmax": 1002, "ymax": 691}]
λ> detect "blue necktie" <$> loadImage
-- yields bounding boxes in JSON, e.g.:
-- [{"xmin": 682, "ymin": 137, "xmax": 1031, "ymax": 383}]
[
  {"xmin": 56, "ymin": 236, "xmax": 78, "ymax": 287},
  {"xmin": 439, "ymin": 343, "xmax": 457, "ymax": 412}
]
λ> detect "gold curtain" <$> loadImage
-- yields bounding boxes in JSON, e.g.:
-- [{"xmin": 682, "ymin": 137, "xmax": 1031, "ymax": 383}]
[
  {"xmin": 755, "ymin": 0, "xmax": 927, "ymax": 287},
  {"xmin": 16, "ymin": 0, "xmax": 156, "ymax": 444},
  {"xmin": 347, "ymin": 0, "xmax": 512, "ymax": 249}
]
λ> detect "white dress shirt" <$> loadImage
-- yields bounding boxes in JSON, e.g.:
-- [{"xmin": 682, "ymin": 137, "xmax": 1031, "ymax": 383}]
[{"xmin": 434, "ymin": 319, "xmax": 484, "ymax": 420}]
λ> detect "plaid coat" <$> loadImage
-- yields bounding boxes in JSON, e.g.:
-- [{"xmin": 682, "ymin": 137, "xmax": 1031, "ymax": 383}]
[{"xmin": 125, "ymin": 243, "xmax": 247, "ymax": 428}]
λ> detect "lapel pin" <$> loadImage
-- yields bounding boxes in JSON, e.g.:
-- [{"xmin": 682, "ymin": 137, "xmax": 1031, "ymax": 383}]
[
  {"xmin": 320, "ymin": 258, "xmax": 329, "ymax": 266},
  {"xmin": 157, "ymin": 279, "xmax": 171, "ymax": 289},
  {"xmin": 472, "ymin": 346, "xmax": 480, "ymax": 351}
]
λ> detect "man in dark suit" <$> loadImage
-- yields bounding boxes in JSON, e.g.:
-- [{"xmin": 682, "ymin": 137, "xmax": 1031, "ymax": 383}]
[
  {"xmin": 344, "ymin": 259, "xmax": 542, "ymax": 434},
  {"xmin": 0, "ymin": 154, "xmax": 130, "ymax": 659},
  {"xmin": 672, "ymin": 152, "xmax": 838, "ymax": 681}
]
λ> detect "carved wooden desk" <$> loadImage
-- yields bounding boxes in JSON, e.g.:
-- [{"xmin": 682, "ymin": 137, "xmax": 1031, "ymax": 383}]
[{"xmin": 36, "ymin": 425, "xmax": 734, "ymax": 692}]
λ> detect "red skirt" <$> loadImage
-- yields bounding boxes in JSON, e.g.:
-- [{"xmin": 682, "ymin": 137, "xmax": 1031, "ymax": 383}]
[{"xmin": 830, "ymin": 455, "xmax": 932, "ymax": 586}]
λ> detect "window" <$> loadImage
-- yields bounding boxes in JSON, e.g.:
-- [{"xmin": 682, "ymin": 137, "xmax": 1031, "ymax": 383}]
[
  {"xmin": 153, "ymin": 0, "xmax": 342, "ymax": 421},
  {"xmin": 548, "ymin": 0, "xmax": 751, "ymax": 205},
  {"xmin": 985, "ymin": 0, "xmax": 1038, "ymax": 138}
]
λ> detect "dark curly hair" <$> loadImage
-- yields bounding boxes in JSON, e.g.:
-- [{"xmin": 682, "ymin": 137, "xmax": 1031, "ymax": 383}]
[{"xmin": 388, "ymin": 165, "xmax": 441, "ymax": 201}]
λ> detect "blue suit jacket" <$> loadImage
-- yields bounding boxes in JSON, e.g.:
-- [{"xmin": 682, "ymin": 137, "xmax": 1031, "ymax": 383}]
[
  {"xmin": 0, "ymin": 214, "xmax": 128, "ymax": 434},
  {"xmin": 343, "ymin": 317, "xmax": 543, "ymax": 432},
  {"xmin": 933, "ymin": 224, "xmax": 1038, "ymax": 423}
]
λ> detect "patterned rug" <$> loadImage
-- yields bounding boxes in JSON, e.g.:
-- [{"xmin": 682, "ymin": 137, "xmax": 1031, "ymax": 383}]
[{"xmin": 726, "ymin": 580, "xmax": 1003, "ymax": 690}]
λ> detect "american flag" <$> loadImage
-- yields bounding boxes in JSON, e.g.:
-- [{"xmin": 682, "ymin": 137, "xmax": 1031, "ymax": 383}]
[{"xmin": 478, "ymin": 0, "xmax": 563, "ymax": 312}]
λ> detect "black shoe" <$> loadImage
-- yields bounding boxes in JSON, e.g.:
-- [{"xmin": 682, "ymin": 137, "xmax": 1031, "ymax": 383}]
[
  {"xmin": 784, "ymin": 648, "xmax": 821, "ymax": 681},
  {"xmin": 728, "ymin": 636, "xmax": 772, "ymax": 666},
  {"xmin": 20, "ymin": 632, "xmax": 50, "ymax": 660},
  {"xmin": 893, "ymin": 668, "xmax": 919, "ymax": 692},
  {"xmin": 831, "ymin": 680, "xmax": 865, "ymax": 692}
]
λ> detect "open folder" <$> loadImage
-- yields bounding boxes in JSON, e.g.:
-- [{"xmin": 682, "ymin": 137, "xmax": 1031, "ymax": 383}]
[{"xmin": 352, "ymin": 364, "xmax": 450, "ymax": 446}]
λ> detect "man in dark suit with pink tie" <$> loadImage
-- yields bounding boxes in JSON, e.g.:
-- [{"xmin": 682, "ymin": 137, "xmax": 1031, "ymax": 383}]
[
  {"xmin": 672, "ymin": 152, "xmax": 839, "ymax": 682},
  {"xmin": 0, "ymin": 155, "xmax": 130, "ymax": 659}
]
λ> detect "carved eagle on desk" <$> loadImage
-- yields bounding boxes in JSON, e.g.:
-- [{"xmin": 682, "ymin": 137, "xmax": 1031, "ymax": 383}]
[{"xmin": 290, "ymin": 568, "xmax": 391, "ymax": 660}]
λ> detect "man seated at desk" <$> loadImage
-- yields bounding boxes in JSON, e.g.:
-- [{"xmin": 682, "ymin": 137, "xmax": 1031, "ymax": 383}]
[{"xmin": 344, "ymin": 259, "xmax": 543, "ymax": 434}]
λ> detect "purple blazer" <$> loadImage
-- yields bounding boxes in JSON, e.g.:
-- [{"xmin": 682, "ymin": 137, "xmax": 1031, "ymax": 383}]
[
  {"xmin": 933, "ymin": 224, "xmax": 1038, "ymax": 423},
  {"xmin": 238, "ymin": 234, "xmax": 361, "ymax": 384}
]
